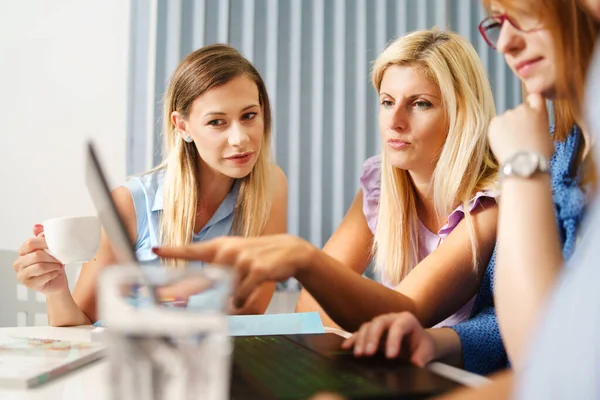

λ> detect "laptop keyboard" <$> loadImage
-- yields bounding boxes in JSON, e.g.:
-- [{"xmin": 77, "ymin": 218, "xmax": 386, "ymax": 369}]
[{"xmin": 234, "ymin": 336, "xmax": 391, "ymax": 399}]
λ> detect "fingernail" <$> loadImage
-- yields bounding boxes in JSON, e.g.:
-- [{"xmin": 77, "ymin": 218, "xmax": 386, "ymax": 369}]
[
  {"xmin": 386, "ymin": 346, "xmax": 397, "ymax": 358},
  {"xmin": 365, "ymin": 343, "xmax": 375, "ymax": 354},
  {"xmin": 354, "ymin": 345, "xmax": 362, "ymax": 357},
  {"xmin": 34, "ymin": 224, "xmax": 43, "ymax": 228}
]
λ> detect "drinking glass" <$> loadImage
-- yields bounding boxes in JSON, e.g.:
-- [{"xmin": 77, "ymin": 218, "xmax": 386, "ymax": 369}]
[{"xmin": 98, "ymin": 263, "xmax": 234, "ymax": 400}]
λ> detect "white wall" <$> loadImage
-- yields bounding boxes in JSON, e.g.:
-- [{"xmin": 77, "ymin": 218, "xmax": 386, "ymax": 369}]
[{"xmin": 0, "ymin": 1, "xmax": 130, "ymax": 251}]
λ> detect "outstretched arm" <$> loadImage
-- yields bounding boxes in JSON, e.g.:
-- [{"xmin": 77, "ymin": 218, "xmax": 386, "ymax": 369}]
[
  {"xmin": 295, "ymin": 190, "xmax": 374, "ymax": 327},
  {"xmin": 487, "ymin": 95, "xmax": 564, "ymax": 367},
  {"xmin": 234, "ymin": 165, "xmax": 288, "ymax": 315},
  {"xmin": 155, "ymin": 202, "xmax": 497, "ymax": 332}
]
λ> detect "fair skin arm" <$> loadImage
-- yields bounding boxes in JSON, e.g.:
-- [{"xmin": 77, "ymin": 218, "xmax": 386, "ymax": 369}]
[
  {"xmin": 155, "ymin": 202, "xmax": 498, "ymax": 332},
  {"xmin": 41, "ymin": 165, "xmax": 286, "ymax": 324},
  {"xmin": 295, "ymin": 190, "xmax": 374, "ymax": 327},
  {"xmin": 48, "ymin": 187, "xmax": 137, "ymax": 326},
  {"xmin": 342, "ymin": 311, "xmax": 464, "ymax": 368},
  {"xmin": 233, "ymin": 165, "xmax": 288, "ymax": 315},
  {"xmin": 494, "ymin": 174, "xmax": 562, "ymax": 366},
  {"xmin": 298, "ymin": 203, "xmax": 497, "ymax": 332},
  {"xmin": 487, "ymin": 94, "xmax": 564, "ymax": 367},
  {"xmin": 427, "ymin": 328, "xmax": 464, "ymax": 367}
]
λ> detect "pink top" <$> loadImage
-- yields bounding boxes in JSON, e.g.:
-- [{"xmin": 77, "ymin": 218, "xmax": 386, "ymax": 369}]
[{"xmin": 360, "ymin": 155, "xmax": 498, "ymax": 328}]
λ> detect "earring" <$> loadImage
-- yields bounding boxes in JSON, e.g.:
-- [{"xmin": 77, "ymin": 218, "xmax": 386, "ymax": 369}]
[{"xmin": 177, "ymin": 130, "xmax": 193, "ymax": 143}]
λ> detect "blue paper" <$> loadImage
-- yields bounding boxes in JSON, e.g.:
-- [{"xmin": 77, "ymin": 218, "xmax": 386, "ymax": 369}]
[
  {"xmin": 228, "ymin": 312, "xmax": 325, "ymax": 336},
  {"xmin": 93, "ymin": 312, "xmax": 326, "ymax": 337}
]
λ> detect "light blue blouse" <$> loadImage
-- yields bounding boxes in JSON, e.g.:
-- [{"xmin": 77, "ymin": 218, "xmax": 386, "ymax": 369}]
[
  {"xmin": 123, "ymin": 168, "xmax": 241, "ymax": 263},
  {"xmin": 91, "ymin": 169, "xmax": 240, "ymax": 325}
]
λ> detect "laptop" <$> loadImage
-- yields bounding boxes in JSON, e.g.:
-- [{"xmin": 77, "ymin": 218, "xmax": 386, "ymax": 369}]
[
  {"xmin": 231, "ymin": 334, "xmax": 461, "ymax": 399},
  {"xmin": 84, "ymin": 141, "xmax": 463, "ymax": 399}
]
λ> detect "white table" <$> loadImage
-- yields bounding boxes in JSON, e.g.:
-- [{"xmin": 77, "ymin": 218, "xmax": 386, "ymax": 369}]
[
  {"xmin": 0, "ymin": 326, "xmax": 489, "ymax": 399},
  {"xmin": 0, "ymin": 326, "xmax": 107, "ymax": 400}
]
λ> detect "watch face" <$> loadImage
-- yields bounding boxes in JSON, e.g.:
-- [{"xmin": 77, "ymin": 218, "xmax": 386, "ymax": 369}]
[{"xmin": 512, "ymin": 152, "xmax": 538, "ymax": 177}]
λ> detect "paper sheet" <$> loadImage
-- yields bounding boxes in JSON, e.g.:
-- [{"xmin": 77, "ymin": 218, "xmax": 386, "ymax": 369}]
[
  {"xmin": 92, "ymin": 311, "xmax": 325, "ymax": 338},
  {"xmin": 228, "ymin": 312, "xmax": 325, "ymax": 336}
]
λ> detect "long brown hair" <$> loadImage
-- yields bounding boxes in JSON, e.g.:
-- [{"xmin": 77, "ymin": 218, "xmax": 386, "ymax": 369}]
[
  {"xmin": 483, "ymin": 0, "xmax": 598, "ymax": 186},
  {"xmin": 157, "ymin": 44, "xmax": 273, "ymax": 266},
  {"xmin": 483, "ymin": 0, "xmax": 598, "ymax": 138}
]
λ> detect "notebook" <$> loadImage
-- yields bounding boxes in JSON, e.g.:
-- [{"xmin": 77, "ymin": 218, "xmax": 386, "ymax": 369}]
[{"xmin": 0, "ymin": 336, "xmax": 106, "ymax": 389}]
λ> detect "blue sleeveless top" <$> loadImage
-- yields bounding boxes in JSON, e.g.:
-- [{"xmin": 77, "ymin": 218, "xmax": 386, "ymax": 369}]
[
  {"xmin": 89, "ymin": 169, "xmax": 241, "ymax": 325},
  {"xmin": 123, "ymin": 169, "xmax": 241, "ymax": 263}
]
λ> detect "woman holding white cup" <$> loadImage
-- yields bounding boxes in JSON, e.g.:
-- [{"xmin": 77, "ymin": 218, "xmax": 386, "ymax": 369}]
[{"xmin": 12, "ymin": 44, "xmax": 288, "ymax": 326}]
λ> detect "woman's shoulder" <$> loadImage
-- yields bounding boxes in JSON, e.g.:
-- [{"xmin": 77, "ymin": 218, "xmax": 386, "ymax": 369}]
[
  {"xmin": 122, "ymin": 168, "xmax": 166, "ymax": 214},
  {"xmin": 270, "ymin": 163, "xmax": 288, "ymax": 186},
  {"xmin": 359, "ymin": 155, "xmax": 382, "ymax": 234},
  {"xmin": 362, "ymin": 154, "xmax": 382, "ymax": 173},
  {"xmin": 360, "ymin": 155, "xmax": 382, "ymax": 197},
  {"xmin": 439, "ymin": 189, "xmax": 499, "ymax": 237},
  {"xmin": 265, "ymin": 163, "xmax": 288, "ymax": 201},
  {"xmin": 125, "ymin": 168, "xmax": 165, "ymax": 192}
]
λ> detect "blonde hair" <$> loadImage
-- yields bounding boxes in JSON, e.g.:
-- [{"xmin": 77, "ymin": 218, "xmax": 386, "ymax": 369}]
[
  {"xmin": 371, "ymin": 29, "xmax": 498, "ymax": 285},
  {"xmin": 156, "ymin": 44, "xmax": 273, "ymax": 266}
]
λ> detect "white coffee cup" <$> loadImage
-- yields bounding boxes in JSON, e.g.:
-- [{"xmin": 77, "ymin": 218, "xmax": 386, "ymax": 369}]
[{"xmin": 43, "ymin": 216, "xmax": 101, "ymax": 264}]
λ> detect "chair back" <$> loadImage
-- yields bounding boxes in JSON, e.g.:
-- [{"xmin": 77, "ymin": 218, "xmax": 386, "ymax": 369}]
[{"xmin": 0, "ymin": 250, "xmax": 48, "ymax": 327}]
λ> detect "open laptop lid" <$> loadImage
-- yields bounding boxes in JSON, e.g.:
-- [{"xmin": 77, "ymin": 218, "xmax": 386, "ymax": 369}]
[{"xmin": 84, "ymin": 141, "xmax": 137, "ymax": 263}]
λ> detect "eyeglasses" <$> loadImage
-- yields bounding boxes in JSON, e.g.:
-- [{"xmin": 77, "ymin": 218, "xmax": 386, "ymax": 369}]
[{"xmin": 478, "ymin": 14, "xmax": 541, "ymax": 50}]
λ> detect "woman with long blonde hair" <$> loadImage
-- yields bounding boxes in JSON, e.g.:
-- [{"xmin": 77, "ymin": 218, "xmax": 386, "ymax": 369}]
[
  {"xmin": 340, "ymin": 0, "xmax": 598, "ymax": 381},
  {"xmin": 155, "ymin": 29, "xmax": 500, "ymax": 333},
  {"xmin": 14, "ymin": 44, "xmax": 288, "ymax": 326}
]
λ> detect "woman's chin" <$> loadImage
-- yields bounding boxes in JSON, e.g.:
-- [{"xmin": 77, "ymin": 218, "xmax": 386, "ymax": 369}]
[
  {"xmin": 222, "ymin": 165, "xmax": 255, "ymax": 179},
  {"xmin": 524, "ymin": 79, "xmax": 556, "ymax": 101},
  {"xmin": 385, "ymin": 152, "xmax": 412, "ymax": 170}
]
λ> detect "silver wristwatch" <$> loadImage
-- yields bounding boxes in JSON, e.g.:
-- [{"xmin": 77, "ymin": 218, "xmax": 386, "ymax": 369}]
[{"xmin": 500, "ymin": 151, "xmax": 550, "ymax": 180}]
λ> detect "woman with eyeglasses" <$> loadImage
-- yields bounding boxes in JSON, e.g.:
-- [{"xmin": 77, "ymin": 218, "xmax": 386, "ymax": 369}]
[
  {"xmin": 339, "ymin": 0, "xmax": 598, "ymax": 378},
  {"xmin": 303, "ymin": 0, "xmax": 600, "ymax": 398},
  {"xmin": 477, "ymin": 0, "xmax": 598, "ymax": 369}
]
